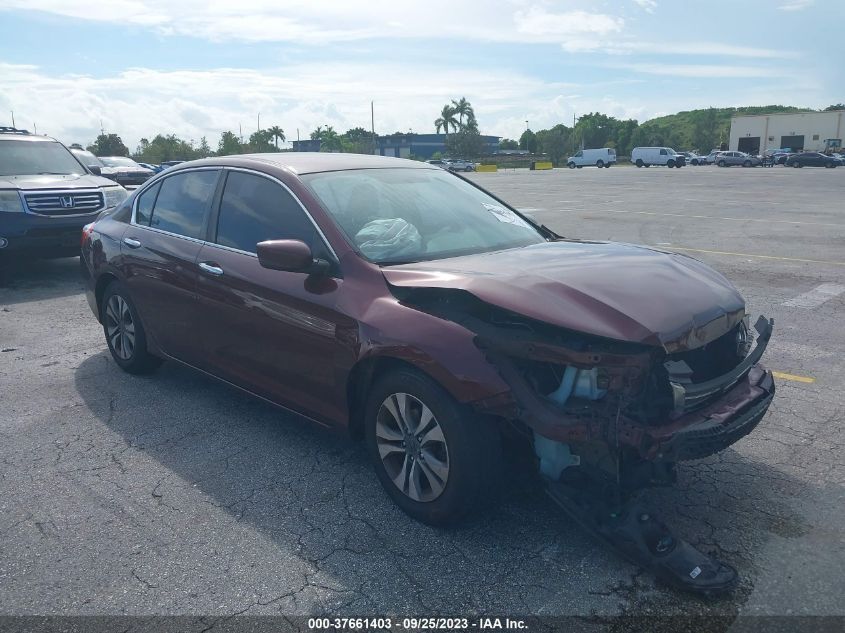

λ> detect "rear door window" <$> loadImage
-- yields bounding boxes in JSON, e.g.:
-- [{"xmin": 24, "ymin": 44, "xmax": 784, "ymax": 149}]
[
  {"xmin": 149, "ymin": 170, "xmax": 219, "ymax": 239},
  {"xmin": 215, "ymin": 171, "xmax": 328, "ymax": 258},
  {"xmin": 135, "ymin": 181, "xmax": 161, "ymax": 226}
]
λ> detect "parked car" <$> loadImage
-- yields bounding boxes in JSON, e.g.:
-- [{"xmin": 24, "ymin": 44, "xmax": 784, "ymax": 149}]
[
  {"xmin": 831, "ymin": 153, "xmax": 845, "ymax": 166},
  {"xmin": 715, "ymin": 152, "xmax": 761, "ymax": 168},
  {"xmin": 566, "ymin": 148, "xmax": 617, "ymax": 169},
  {"xmin": 702, "ymin": 151, "xmax": 721, "ymax": 165},
  {"xmin": 159, "ymin": 160, "xmax": 185, "ymax": 170},
  {"xmin": 98, "ymin": 156, "xmax": 155, "ymax": 186},
  {"xmin": 0, "ymin": 127, "xmax": 127, "ymax": 261},
  {"xmin": 81, "ymin": 154, "xmax": 774, "ymax": 596},
  {"xmin": 444, "ymin": 159, "xmax": 476, "ymax": 172},
  {"xmin": 631, "ymin": 147, "xmax": 685, "ymax": 167},
  {"xmin": 679, "ymin": 152, "xmax": 705, "ymax": 166},
  {"xmin": 425, "ymin": 159, "xmax": 449, "ymax": 169},
  {"xmin": 136, "ymin": 162, "xmax": 159, "ymax": 172},
  {"xmin": 785, "ymin": 152, "xmax": 839, "ymax": 168},
  {"xmin": 70, "ymin": 148, "xmax": 114, "ymax": 178}
]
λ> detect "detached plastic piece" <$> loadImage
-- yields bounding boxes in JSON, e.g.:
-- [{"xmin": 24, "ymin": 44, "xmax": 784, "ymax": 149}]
[{"xmin": 547, "ymin": 480, "xmax": 738, "ymax": 595}]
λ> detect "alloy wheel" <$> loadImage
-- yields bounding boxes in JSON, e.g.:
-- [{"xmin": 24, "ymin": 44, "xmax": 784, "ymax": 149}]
[
  {"xmin": 375, "ymin": 392, "xmax": 450, "ymax": 503},
  {"xmin": 105, "ymin": 294, "xmax": 135, "ymax": 361}
]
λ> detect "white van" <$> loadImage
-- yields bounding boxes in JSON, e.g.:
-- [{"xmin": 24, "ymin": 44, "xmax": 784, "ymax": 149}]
[
  {"xmin": 566, "ymin": 148, "xmax": 617, "ymax": 168},
  {"xmin": 631, "ymin": 147, "xmax": 685, "ymax": 168}
]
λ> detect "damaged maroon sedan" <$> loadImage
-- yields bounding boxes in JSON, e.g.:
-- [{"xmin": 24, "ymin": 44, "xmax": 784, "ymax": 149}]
[{"xmin": 81, "ymin": 154, "xmax": 774, "ymax": 594}]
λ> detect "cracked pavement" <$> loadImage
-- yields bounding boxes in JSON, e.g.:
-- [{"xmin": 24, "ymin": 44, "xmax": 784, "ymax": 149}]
[{"xmin": 1, "ymin": 167, "xmax": 844, "ymax": 628}]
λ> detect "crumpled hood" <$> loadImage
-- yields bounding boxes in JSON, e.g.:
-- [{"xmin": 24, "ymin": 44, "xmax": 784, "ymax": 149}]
[
  {"xmin": 0, "ymin": 173, "xmax": 116, "ymax": 190},
  {"xmin": 382, "ymin": 240, "xmax": 746, "ymax": 352}
]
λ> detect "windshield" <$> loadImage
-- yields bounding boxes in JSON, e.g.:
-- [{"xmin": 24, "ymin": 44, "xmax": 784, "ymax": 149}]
[
  {"xmin": 72, "ymin": 149, "xmax": 104, "ymax": 167},
  {"xmin": 100, "ymin": 157, "xmax": 140, "ymax": 168},
  {"xmin": 0, "ymin": 139, "xmax": 86, "ymax": 176},
  {"xmin": 303, "ymin": 167, "xmax": 546, "ymax": 264}
]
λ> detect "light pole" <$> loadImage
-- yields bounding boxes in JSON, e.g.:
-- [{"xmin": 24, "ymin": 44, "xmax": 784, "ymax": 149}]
[{"xmin": 525, "ymin": 120, "xmax": 529, "ymax": 131}]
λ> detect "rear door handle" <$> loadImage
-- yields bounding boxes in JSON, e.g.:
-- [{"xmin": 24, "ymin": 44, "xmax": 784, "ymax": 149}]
[
  {"xmin": 199, "ymin": 262, "xmax": 224, "ymax": 276},
  {"xmin": 123, "ymin": 237, "xmax": 141, "ymax": 249}
]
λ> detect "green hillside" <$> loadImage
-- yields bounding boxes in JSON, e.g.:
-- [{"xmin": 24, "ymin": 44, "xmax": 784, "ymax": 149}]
[
  {"xmin": 520, "ymin": 105, "xmax": 832, "ymax": 163},
  {"xmin": 633, "ymin": 105, "xmax": 808, "ymax": 153}
]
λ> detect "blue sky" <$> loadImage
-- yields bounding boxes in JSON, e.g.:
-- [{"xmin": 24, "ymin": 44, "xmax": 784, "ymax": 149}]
[{"xmin": 0, "ymin": 0, "xmax": 841, "ymax": 150}]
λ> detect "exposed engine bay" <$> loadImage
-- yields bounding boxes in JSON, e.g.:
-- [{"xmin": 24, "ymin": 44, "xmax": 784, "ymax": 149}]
[{"xmin": 393, "ymin": 285, "xmax": 776, "ymax": 594}]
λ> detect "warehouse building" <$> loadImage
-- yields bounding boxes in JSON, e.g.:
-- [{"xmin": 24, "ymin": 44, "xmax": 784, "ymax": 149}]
[{"xmin": 729, "ymin": 110, "xmax": 844, "ymax": 154}]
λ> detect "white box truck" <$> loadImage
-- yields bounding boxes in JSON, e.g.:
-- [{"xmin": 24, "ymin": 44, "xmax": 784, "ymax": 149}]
[{"xmin": 566, "ymin": 148, "xmax": 617, "ymax": 168}]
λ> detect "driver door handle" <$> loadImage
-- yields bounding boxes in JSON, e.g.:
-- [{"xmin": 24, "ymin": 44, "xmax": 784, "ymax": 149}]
[
  {"xmin": 199, "ymin": 262, "xmax": 224, "ymax": 276},
  {"xmin": 123, "ymin": 237, "xmax": 141, "ymax": 249}
]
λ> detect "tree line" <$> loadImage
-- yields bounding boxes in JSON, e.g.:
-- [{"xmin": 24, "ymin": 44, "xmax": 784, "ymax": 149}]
[
  {"xmin": 506, "ymin": 104, "xmax": 844, "ymax": 165},
  {"xmin": 81, "ymin": 102, "xmax": 845, "ymax": 165}
]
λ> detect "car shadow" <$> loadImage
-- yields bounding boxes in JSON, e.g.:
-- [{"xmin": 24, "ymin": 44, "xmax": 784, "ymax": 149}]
[
  {"xmin": 0, "ymin": 256, "xmax": 85, "ymax": 303},
  {"xmin": 71, "ymin": 351, "xmax": 815, "ymax": 617}
]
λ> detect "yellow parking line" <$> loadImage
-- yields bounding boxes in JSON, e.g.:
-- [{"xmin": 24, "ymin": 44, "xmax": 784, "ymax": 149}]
[
  {"xmin": 659, "ymin": 245, "xmax": 845, "ymax": 267},
  {"xmin": 772, "ymin": 371, "xmax": 816, "ymax": 384}
]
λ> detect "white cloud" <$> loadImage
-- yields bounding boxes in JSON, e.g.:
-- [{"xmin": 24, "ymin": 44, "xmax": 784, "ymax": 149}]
[
  {"xmin": 778, "ymin": 0, "xmax": 814, "ymax": 10},
  {"xmin": 0, "ymin": 61, "xmax": 586, "ymax": 148},
  {"xmin": 632, "ymin": 0, "xmax": 658, "ymax": 13},
  {"xmin": 1, "ymin": 1, "xmax": 625, "ymax": 45},
  {"xmin": 611, "ymin": 63, "xmax": 788, "ymax": 79}
]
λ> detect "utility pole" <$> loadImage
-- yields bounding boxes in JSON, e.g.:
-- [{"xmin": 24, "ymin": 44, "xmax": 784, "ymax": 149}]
[
  {"xmin": 100, "ymin": 119, "xmax": 105, "ymax": 136},
  {"xmin": 33, "ymin": 123, "xmax": 37, "ymax": 135},
  {"xmin": 239, "ymin": 123, "xmax": 243, "ymax": 144},
  {"xmin": 257, "ymin": 112, "xmax": 260, "ymax": 134},
  {"xmin": 525, "ymin": 120, "xmax": 529, "ymax": 130},
  {"xmin": 10, "ymin": 111, "xmax": 14, "ymax": 128},
  {"xmin": 371, "ymin": 101, "xmax": 376, "ymax": 155}
]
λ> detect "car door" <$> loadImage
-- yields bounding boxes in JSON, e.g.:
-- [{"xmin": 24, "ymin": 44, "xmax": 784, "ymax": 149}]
[
  {"xmin": 194, "ymin": 169, "xmax": 357, "ymax": 424},
  {"xmin": 120, "ymin": 168, "xmax": 221, "ymax": 363}
]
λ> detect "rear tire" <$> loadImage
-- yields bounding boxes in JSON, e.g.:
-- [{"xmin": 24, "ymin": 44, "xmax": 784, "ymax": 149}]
[
  {"xmin": 667, "ymin": 159, "xmax": 676, "ymax": 168},
  {"xmin": 743, "ymin": 160, "xmax": 752, "ymax": 167},
  {"xmin": 101, "ymin": 281, "xmax": 163, "ymax": 375},
  {"xmin": 635, "ymin": 159, "xmax": 643, "ymax": 167},
  {"xmin": 604, "ymin": 163, "xmax": 612, "ymax": 168},
  {"xmin": 718, "ymin": 160, "xmax": 726, "ymax": 167},
  {"xmin": 364, "ymin": 368, "xmax": 501, "ymax": 526},
  {"xmin": 596, "ymin": 160, "xmax": 604, "ymax": 168}
]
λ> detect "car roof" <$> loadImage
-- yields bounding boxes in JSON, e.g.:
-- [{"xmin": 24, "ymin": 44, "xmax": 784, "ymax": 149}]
[
  {"xmin": 0, "ymin": 133, "xmax": 58, "ymax": 142},
  {"xmin": 183, "ymin": 152, "xmax": 433, "ymax": 175}
]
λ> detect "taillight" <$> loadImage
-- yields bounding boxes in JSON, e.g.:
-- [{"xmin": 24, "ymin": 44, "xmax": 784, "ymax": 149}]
[{"xmin": 81, "ymin": 222, "xmax": 95, "ymax": 247}]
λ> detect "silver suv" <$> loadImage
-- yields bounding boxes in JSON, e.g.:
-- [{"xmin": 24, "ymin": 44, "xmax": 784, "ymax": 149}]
[
  {"xmin": 445, "ymin": 159, "xmax": 476, "ymax": 172},
  {"xmin": 715, "ymin": 151, "xmax": 761, "ymax": 168},
  {"xmin": 0, "ymin": 128, "xmax": 128, "ymax": 260}
]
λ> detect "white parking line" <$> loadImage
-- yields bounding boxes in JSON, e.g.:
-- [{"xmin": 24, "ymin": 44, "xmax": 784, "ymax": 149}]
[{"xmin": 782, "ymin": 283, "xmax": 845, "ymax": 308}]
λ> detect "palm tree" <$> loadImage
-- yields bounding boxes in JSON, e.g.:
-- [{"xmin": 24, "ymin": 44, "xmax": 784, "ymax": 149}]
[
  {"xmin": 267, "ymin": 125, "xmax": 285, "ymax": 149},
  {"xmin": 451, "ymin": 97, "xmax": 474, "ymax": 130},
  {"xmin": 435, "ymin": 105, "xmax": 459, "ymax": 134}
]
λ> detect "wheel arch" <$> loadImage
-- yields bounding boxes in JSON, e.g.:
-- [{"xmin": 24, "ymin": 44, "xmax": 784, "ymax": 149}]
[{"xmin": 94, "ymin": 272, "xmax": 120, "ymax": 321}]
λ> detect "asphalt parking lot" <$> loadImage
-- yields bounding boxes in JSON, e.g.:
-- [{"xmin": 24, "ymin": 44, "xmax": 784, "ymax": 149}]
[{"xmin": 1, "ymin": 166, "xmax": 844, "ymax": 628}]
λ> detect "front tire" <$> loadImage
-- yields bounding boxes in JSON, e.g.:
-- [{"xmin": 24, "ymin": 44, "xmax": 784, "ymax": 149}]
[
  {"xmin": 667, "ymin": 159, "xmax": 676, "ymax": 168},
  {"xmin": 101, "ymin": 281, "xmax": 162, "ymax": 375},
  {"xmin": 743, "ymin": 160, "xmax": 752, "ymax": 167},
  {"xmin": 718, "ymin": 160, "xmax": 726, "ymax": 167},
  {"xmin": 568, "ymin": 162, "xmax": 576, "ymax": 169},
  {"xmin": 365, "ymin": 369, "xmax": 501, "ymax": 525},
  {"xmin": 635, "ymin": 159, "xmax": 643, "ymax": 167}
]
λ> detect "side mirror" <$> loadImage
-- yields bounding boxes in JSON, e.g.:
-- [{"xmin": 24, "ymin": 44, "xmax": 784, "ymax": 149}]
[
  {"xmin": 256, "ymin": 239, "xmax": 330, "ymax": 275},
  {"xmin": 88, "ymin": 164, "xmax": 102, "ymax": 175}
]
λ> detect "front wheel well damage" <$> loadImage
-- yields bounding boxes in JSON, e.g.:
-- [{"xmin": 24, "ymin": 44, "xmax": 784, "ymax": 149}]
[
  {"xmin": 346, "ymin": 356, "xmax": 435, "ymax": 440},
  {"xmin": 94, "ymin": 272, "xmax": 119, "ymax": 322}
]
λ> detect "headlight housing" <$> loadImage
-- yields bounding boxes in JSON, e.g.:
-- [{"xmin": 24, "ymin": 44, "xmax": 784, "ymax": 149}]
[
  {"xmin": 103, "ymin": 186, "xmax": 128, "ymax": 210},
  {"xmin": 0, "ymin": 191, "xmax": 24, "ymax": 213}
]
